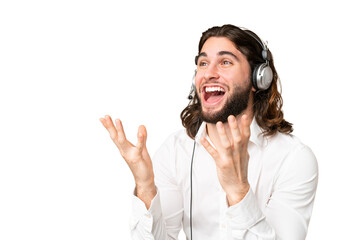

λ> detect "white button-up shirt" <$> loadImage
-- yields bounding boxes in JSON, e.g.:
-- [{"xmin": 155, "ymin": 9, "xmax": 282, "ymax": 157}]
[{"xmin": 130, "ymin": 120, "xmax": 318, "ymax": 240}]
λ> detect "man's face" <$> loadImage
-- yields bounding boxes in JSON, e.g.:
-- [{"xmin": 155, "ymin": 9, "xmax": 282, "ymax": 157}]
[{"xmin": 195, "ymin": 37, "xmax": 253, "ymax": 123}]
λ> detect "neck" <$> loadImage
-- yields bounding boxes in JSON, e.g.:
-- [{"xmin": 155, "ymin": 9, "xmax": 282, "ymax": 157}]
[{"xmin": 206, "ymin": 101, "xmax": 254, "ymax": 148}]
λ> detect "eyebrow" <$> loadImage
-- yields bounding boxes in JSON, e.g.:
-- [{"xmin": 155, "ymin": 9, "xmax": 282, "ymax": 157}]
[
  {"xmin": 197, "ymin": 51, "xmax": 239, "ymax": 61},
  {"xmin": 218, "ymin": 51, "xmax": 239, "ymax": 61}
]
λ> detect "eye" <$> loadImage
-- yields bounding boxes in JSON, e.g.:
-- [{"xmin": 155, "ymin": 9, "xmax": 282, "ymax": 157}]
[
  {"xmin": 222, "ymin": 60, "xmax": 232, "ymax": 65},
  {"xmin": 198, "ymin": 61, "xmax": 208, "ymax": 67}
]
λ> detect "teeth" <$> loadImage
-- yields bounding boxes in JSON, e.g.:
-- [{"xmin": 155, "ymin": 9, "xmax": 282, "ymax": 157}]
[{"xmin": 205, "ymin": 86, "xmax": 225, "ymax": 93}]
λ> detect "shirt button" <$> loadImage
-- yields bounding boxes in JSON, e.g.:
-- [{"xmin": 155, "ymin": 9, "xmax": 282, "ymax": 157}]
[
  {"xmin": 221, "ymin": 223, "xmax": 226, "ymax": 229},
  {"xmin": 145, "ymin": 213, "xmax": 151, "ymax": 218}
]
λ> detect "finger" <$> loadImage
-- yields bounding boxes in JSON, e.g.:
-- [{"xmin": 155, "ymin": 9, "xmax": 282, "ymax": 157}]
[
  {"xmin": 99, "ymin": 117, "xmax": 106, "ymax": 126},
  {"xmin": 99, "ymin": 117, "xmax": 110, "ymax": 129},
  {"xmin": 102, "ymin": 115, "xmax": 118, "ymax": 140},
  {"xmin": 228, "ymin": 115, "xmax": 242, "ymax": 153},
  {"xmin": 200, "ymin": 137, "xmax": 219, "ymax": 160},
  {"xmin": 216, "ymin": 121, "xmax": 232, "ymax": 156},
  {"xmin": 228, "ymin": 115, "xmax": 242, "ymax": 171},
  {"xmin": 136, "ymin": 125, "xmax": 147, "ymax": 151},
  {"xmin": 114, "ymin": 119, "xmax": 127, "ymax": 142},
  {"xmin": 115, "ymin": 118, "xmax": 136, "ymax": 149},
  {"xmin": 138, "ymin": 126, "xmax": 151, "ymax": 161},
  {"xmin": 240, "ymin": 115, "xmax": 251, "ymax": 150}
]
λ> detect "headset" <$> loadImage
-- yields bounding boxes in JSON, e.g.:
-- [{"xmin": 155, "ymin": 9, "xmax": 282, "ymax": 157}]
[
  {"xmin": 187, "ymin": 28, "xmax": 272, "ymax": 240},
  {"xmin": 188, "ymin": 70, "xmax": 197, "ymax": 100},
  {"xmin": 244, "ymin": 30, "xmax": 273, "ymax": 91}
]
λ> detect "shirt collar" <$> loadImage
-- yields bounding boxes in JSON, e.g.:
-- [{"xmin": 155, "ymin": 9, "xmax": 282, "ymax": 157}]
[
  {"xmin": 194, "ymin": 121, "xmax": 207, "ymax": 143},
  {"xmin": 194, "ymin": 117, "xmax": 266, "ymax": 147},
  {"xmin": 249, "ymin": 118, "xmax": 266, "ymax": 147}
]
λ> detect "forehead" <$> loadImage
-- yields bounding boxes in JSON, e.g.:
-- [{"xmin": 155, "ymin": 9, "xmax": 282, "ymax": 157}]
[{"xmin": 200, "ymin": 37, "xmax": 240, "ymax": 55}]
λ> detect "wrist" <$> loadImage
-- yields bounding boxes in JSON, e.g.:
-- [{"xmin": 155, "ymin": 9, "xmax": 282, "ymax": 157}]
[
  {"xmin": 135, "ymin": 182, "xmax": 157, "ymax": 209},
  {"xmin": 135, "ymin": 180, "xmax": 156, "ymax": 195},
  {"xmin": 226, "ymin": 183, "xmax": 250, "ymax": 206}
]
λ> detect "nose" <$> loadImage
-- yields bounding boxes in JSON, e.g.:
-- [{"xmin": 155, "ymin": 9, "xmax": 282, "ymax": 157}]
[{"xmin": 204, "ymin": 63, "xmax": 219, "ymax": 81}]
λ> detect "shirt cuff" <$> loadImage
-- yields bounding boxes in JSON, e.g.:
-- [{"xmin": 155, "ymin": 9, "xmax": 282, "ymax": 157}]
[
  {"xmin": 226, "ymin": 188, "xmax": 265, "ymax": 230},
  {"xmin": 130, "ymin": 187, "xmax": 162, "ymax": 231}
]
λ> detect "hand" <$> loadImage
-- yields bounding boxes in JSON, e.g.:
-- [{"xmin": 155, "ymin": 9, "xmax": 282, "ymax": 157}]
[
  {"xmin": 201, "ymin": 115, "xmax": 251, "ymax": 206},
  {"xmin": 100, "ymin": 115, "xmax": 156, "ymax": 207}
]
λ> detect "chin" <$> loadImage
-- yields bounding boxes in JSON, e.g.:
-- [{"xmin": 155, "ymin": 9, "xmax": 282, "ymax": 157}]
[
  {"xmin": 201, "ymin": 103, "xmax": 225, "ymax": 115},
  {"xmin": 200, "ymin": 108, "xmax": 230, "ymax": 124}
]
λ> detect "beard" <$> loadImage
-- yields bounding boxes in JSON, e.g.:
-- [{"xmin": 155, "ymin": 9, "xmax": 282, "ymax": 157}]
[{"xmin": 199, "ymin": 82, "xmax": 252, "ymax": 124}]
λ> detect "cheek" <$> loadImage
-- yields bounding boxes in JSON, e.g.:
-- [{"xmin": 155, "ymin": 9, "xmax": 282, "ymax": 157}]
[
  {"xmin": 224, "ymin": 69, "xmax": 251, "ymax": 85},
  {"xmin": 195, "ymin": 74, "xmax": 202, "ymax": 89},
  {"xmin": 222, "ymin": 72, "xmax": 240, "ymax": 85}
]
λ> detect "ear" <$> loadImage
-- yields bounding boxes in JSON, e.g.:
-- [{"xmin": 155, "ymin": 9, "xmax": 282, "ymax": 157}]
[{"xmin": 251, "ymin": 86, "xmax": 256, "ymax": 92}]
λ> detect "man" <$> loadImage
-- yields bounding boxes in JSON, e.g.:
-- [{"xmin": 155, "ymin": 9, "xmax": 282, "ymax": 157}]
[{"xmin": 100, "ymin": 24, "xmax": 318, "ymax": 240}]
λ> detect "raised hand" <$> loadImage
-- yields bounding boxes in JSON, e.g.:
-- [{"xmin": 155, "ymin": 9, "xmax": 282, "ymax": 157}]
[
  {"xmin": 99, "ymin": 115, "xmax": 156, "ymax": 208},
  {"xmin": 201, "ymin": 114, "xmax": 251, "ymax": 206}
]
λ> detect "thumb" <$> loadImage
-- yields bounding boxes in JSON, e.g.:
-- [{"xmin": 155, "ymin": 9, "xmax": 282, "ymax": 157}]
[{"xmin": 136, "ymin": 125, "xmax": 147, "ymax": 150}]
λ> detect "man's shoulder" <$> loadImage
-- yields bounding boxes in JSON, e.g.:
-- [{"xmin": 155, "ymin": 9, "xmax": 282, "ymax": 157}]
[
  {"xmin": 265, "ymin": 131, "xmax": 317, "ymax": 171},
  {"xmin": 267, "ymin": 132, "xmax": 318, "ymax": 187},
  {"xmin": 268, "ymin": 131, "xmax": 303, "ymax": 150}
]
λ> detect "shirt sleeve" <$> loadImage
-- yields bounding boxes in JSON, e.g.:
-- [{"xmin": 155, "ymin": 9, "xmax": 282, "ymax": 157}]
[
  {"xmin": 129, "ymin": 135, "xmax": 184, "ymax": 240},
  {"xmin": 225, "ymin": 145, "xmax": 318, "ymax": 240}
]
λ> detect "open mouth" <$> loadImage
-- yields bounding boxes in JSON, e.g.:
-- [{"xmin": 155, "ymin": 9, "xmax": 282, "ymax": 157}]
[{"xmin": 203, "ymin": 85, "xmax": 226, "ymax": 104}]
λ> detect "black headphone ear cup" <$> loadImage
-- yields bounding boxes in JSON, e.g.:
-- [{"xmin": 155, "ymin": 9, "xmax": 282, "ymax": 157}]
[{"xmin": 252, "ymin": 63, "xmax": 273, "ymax": 91}]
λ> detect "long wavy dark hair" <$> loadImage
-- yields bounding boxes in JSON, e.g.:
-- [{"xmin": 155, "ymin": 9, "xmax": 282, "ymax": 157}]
[{"xmin": 180, "ymin": 24, "xmax": 293, "ymax": 139}]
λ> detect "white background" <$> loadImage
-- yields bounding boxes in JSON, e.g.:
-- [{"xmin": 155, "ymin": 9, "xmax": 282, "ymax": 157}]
[{"xmin": 1, "ymin": 0, "xmax": 359, "ymax": 239}]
